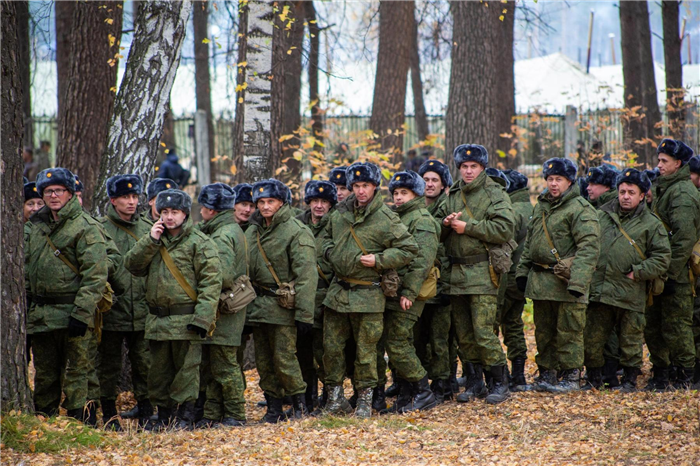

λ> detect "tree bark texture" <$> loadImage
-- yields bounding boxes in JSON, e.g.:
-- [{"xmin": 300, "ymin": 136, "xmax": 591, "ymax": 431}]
[
  {"xmin": 55, "ymin": 0, "xmax": 75, "ymax": 137},
  {"xmin": 17, "ymin": 1, "xmax": 32, "ymax": 148},
  {"xmin": 306, "ymin": 1, "xmax": 323, "ymax": 150},
  {"xmin": 662, "ymin": 0, "xmax": 685, "ymax": 139},
  {"xmin": 1, "ymin": 0, "xmax": 33, "ymax": 413},
  {"xmin": 446, "ymin": 1, "xmax": 515, "ymax": 168},
  {"xmin": 495, "ymin": 0, "xmax": 516, "ymax": 167},
  {"xmin": 409, "ymin": 8, "xmax": 429, "ymax": 144},
  {"xmin": 370, "ymin": 0, "xmax": 413, "ymax": 163},
  {"xmin": 193, "ymin": 0, "xmax": 216, "ymax": 179},
  {"xmin": 56, "ymin": 1, "xmax": 124, "ymax": 211},
  {"xmin": 92, "ymin": 0, "xmax": 193, "ymax": 215},
  {"xmin": 232, "ymin": 0, "xmax": 248, "ymax": 184},
  {"xmin": 619, "ymin": 0, "xmax": 662, "ymax": 166}
]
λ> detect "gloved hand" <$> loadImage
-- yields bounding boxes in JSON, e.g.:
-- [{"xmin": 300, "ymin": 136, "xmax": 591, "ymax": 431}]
[
  {"xmin": 516, "ymin": 277, "xmax": 528, "ymax": 293},
  {"xmin": 242, "ymin": 325, "xmax": 254, "ymax": 336},
  {"xmin": 295, "ymin": 320, "xmax": 313, "ymax": 337},
  {"xmin": 660, "ymin": 279, "xmax": 676, "ymax": 296},
  {"xmin": 568, "ymin": 289, "xmax": 584, "ymax": 299},
  {"xmin": 187, "ymin": 324, "xmax": 207, "ymax": 338},
  {"xmin": 67, "ymin": 316, "xmax": 88, "ymax": 338}
]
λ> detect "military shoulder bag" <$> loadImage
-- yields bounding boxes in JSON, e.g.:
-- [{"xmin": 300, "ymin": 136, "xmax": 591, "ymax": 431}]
[
  {"xmin": 348, "ymin": 225, "xmax": 400, "ymax": 297},
  {"xmin": 256, "ymin": 231, "xmax": 296, "ymax": 310},
  {"xmin": 613, "ymin": 218, "xmax": 665, "ymax": 304},
  {"xmin": 219, "ymin": 235, "xmax": 257, "ymax": 315},
  {"xmin": 538, "ymin": 210, "xmax": 575, "ymax": 284}
]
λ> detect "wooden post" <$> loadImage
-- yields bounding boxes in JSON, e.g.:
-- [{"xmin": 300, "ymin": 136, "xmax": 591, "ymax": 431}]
[
  {"xmin": 564, "ymin": 105, "xmax": 578, "ymax": 160},
  {"xmin": 586, "ymin": 10, "xmax": 594, "ymax": 73},
  {"xmin": 195, "ymin": 109, "xmax": 211, "ymax": 186}
]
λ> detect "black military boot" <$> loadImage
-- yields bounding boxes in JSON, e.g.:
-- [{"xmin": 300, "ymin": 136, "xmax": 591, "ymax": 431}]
[
  {"xmin": 319, "ymin": 384, "xmax": 329, "ymax": 409},
  {"xmin": 456, "ymin": 364, "xmax": 488, "ymax": 402},
  {"xmin": 532, "ymin": 367, "xmax": 558, "ymax": 392},
  {"xmin": 136, "ymin": 400, "xmax": 155, "ymax": 426},
  {"xmin": 262, "ymin": 393, "xmax": 286, "ymax": 423},
  {"xmin": 430, "ymin": 379, "xmax": 445, "ymax": 404},
  {"xmin": 35, "ymin": 405, "xmax": 59, "ymax": 418},
  {"xmin": 673, "ymin": 367, "xmax": 694, "ymax": 390},
  {"xmin": 694, "ymin": 360, "xmax": 700, "ymax": 385},
  {"xmin": 441, "ymin": 378, "xmax": 454, "ymax": 401},
  {"xmin": 643, "ymin": 366, "xmax": 671, "ymax": 392},
  {"xmin": 194, "ymin": 391, "xmax": 206, "ymax": 423},
  {"xmin": 613, "ymin": 367, "xmax": 641, "ymax": 393},
  {"xmin": 582, "ymin": 367, "xmax": 603, "ymax": 391},
  {"xmin": 449, "ymin": 363, "xmax": 460, "ymax": 393},
  {"xmin": 483, "ymin": 366, "xmax": 493, "ymax": 389},
  {"xmin": 602, "ymin": 359, "xmax": 621, "ymax": 388},
  {"xmin": 668, "ymin": 365, "xmax": 679, "ymax": 385},
  {"xmin": 291, "ymin": 394, "xmax": 309, "ymax": 419},
  {"xmin": 509, "ymin": 357, "xmax": 529, "ymax": 391},
  {"xmin": 324, "ymin": 386, "xmax": 353, "ymax": 415},
  {"xmin": 401, "ymin": 376, "xmax": 437, "ymax": 412},
  {"xmin": 172, "ymin": 401, "xmax": 197, "ymax": 431},
  {"xmin": 194, "ymin": 417, "xmax": 219, "ymax": 429},
  {"xmin": 372, "ymin": 385, "xmax": 387, "ymax": 412},
  {"xmin": 120, "ymin": 403, "xmax": 140, "ymax": 419},
  {"xmin": 219, "ymin": 417, "xmax": 245, "ymax": 427},
  {"xmin": 485, "ymin": 366, "xmax": 510, "ymax": 405},
  {"xmin": 305, "ymin": 373, "xmax": 319, "ymax": 411},
  {"xmin": 355, "ymin": 387, "xmax": 373, "ymax": 419},
  {"xmin": 389, "ymin": 378, "xmax": 413, "ymax": 412},
  {"xmin": 547, "ymin": 368, "xmax": 581, "ymax": 394},
  {"xmin": 457, "ymin": 361, "xmax": 474, "ymax": 388},
  {"xmin": 143, "ymin": 406, "xmax": 172, "ymax": 432},
  {"xmin": 100, "ymin": 398, "xmax": 122, "ymax": 431},
  {"xmin": 385, "ymin": 372, "xmax": 399, "ymax": 397}
]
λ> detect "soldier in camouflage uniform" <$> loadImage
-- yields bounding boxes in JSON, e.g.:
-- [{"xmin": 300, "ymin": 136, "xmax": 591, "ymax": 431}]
[
  {"xmin": 329, "ymin": 167, "xmax": 351, "ymax": 203},
  {"xmin": 23, "ymin": 181, "xmax": 44, "ymax": 222},
  {"xmin": 583, "ymin": 169, "xmax": 671, "ymax": 392},
  {"xmin": 26, "ymin": 168, "xmax": 109, "ymax": 423},
  {"xmin": 246, "ymin": 179, "xmax": 318, "ymax": 422},
  {"xmin": 690, "ymin": 156, "xmax": 700, "ymax": 388},
  {"xmin": 376, "ymin": 171, "xmax": 440, "ymax": 413},
  {"xmin": 438, "ymin": 145, "xmax": 515, "ymax": 405},
  {"xmin": 516, "ymin": 158, "xmax": 600, "ymax": 394},
  {"xmin": 645, "ymin": 139, "xmax": 699, "ymax": 390},
  {"xmin": 194, "ymin": 184, "xmax": 248, "ymax": 428},
  {"xmin": 125, "ymin": 189, "xmax": 221, "ymax": 430},
  {"xmin": 322, "ymin": 162, "xmax": 418, "ymax": 418},
  {"xmin": 139, "ymin": 178, "xmax": 179, "ymax": 228}
]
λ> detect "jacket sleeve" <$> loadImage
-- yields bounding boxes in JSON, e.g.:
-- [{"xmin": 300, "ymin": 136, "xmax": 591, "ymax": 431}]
[
  {"xmin": 401, "ymin": 218, "xmax": 439, "ymax": 301},
  {"xmin": 516, "ymin": 210, "xmax": 536, "ymax": 279},
  {"xmin": 567, "ymin": 204, "xmax": 601, "ymax": 294},
  {"xmin": 435, "ymin": 198, "xmax": 453, "ymax": 242},
  {"xmin": 290, "ymin": 227, "xmax": 319, "ymax": 324},
  {"xmin": 321, "ymin": 213, "xmax": 335, "ymax": 261},
  {"xmin": 124, "ymin": 234, "xmax": 161, "ymax": 277},
  {"xmin": 462, "ymin": 193, "xmax": 515, "ymax": 245},
  {"xmin": 375, "ymin": 216, "xmax": 418, "ymax": 271},
  {"xmin": 665, "ymin": 196, "xmax": 699, "ymax": 281},
  {"xmin": 214, "ymin": 232, "xmax": 238, "ymax": 290},
  {"xmin": 72, "ymin": 225, "xmax": 109, "ymax": 325},
  {"xmin": 191, "ymin": 237, "xmax": 223, "ymax": 331},
  {"xmin": 633, "ymin": 222, "xmax": 672, "ymax": 282}
]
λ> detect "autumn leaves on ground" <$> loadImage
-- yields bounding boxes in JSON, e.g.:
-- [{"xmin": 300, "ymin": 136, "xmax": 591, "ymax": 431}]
[{"xmin": 3, "ymin": 328, "xmax": 700, "ymax": 465}]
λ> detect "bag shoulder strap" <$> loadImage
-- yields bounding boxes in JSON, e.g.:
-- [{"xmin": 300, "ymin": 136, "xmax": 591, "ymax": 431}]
[
  {"xmin": 45, "ymin": 234, "xmax": 80, "ymax": 275},
  {"xmin": 541, "ymin": 211, "xmax": 561, "ymax": 263},
  {"xmin": 243, "ymin": 235, "xmax": 249, "ymax": 276},
  {"xmin": 348, "ymin": 225, "xmax": 381, "ymax": 274},
  {"xmin": 317, "ymin": 264, "xmax": 330, "ymax": 285},
  {"xmin": 107, "ymin": 216, "xmax": 139, "ymax": 241},
  {"xmin": 159, "ymin": 246, "xmax": 198, "ymax": 301},
  {"xmin": 256, "ymin": 231, "xmax": 282, "ymax": 287},
  {"xmin": 614, "ymin": 220, "xmax": 646, "ymax": 261}
]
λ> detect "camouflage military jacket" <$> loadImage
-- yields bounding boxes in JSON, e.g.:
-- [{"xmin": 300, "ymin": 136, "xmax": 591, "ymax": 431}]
[
  {"xmin": 297, "ymin": 209, "xmax": 334, "ymax": 329},
  {"xmin": 322, "ymin": 192, "xmax": 418, "ymax": 314},
  {"xmin": 98, "ymin": 207, "xmax": 150, "ymax": 332},
  {"xmin": 124, "ymin": 217, "xmax": 221, "ymax": 341},
  {"xmin": 589, "ymin": 199, "xmax": 671, "ymax": 312},
  {"xmin": 590, "ymin": 189, "xmax": 617, "ymax": 210},
  {"xmin": 25, "ymin": 195, "xmax": 109, "ymax": 333},
  {"xmin": 425, "ymin": 192, "xmax": 450, "ymax": 304},
  {"xmin": 498, "ymin": 188, "xmax": 534, "ymax": 305},
  {"xmin": 651, "ymin": 163, "xmax": 700, "ymax": 284},
  {"xmin": 197, "ymin": 211, "xmax": 247, "ymax": 346},
  {"xmin": 245, "ymin": 204, "xmax": 318, "ymax": 326},
  {"xmin": 517, "ymin": 185, "xmax": 600, "ymax": 303},
  {"xmin": 437, "ymin": 171, "xmax": 515, "ymax": 296}
]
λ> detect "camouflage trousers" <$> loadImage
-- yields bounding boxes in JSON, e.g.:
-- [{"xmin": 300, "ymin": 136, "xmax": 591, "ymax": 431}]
[
  {"xmin": 414, "ymin": 302, "xmax": 452, "ymax": 380},
  {"xmin": 236, "ymin": 334, "xmax": 250, "ymax": 391},
  {"xmin": 533, "ymin": 300, "xmax": 587, "ymax": 371},
  {"xmin": 451, "ymin": 295, "xmax": 506, "ymax": 368},
  {"xmin": 148, "ymin": 340, "xmax": 202, "ymax": 407},
  {"xmin": 87, "ymin": 332, "xmax": 100, "ymax": 403},
  {"xmin": 495, "ymin": 292, "xmax": 528, "ymax": 361},
  {"xmin": 201, "ymin": 344, "xmax": 246, "ymax": 421},
  {"xmin": 645, "ymin": 283, "xmax": 696, "ymax": 368},
  {"xmin": 97, "ymin": 330, "xmax": 150, "ymax": 402},
  {"xmin": 253, "ymin": 324, "xmax": 306, "ymax": 399},
  {"xmin": 584, "ymin": 303, "xmax": 645, "ymax": 369},
  {"xmin": 32, "ymin": 329, "xmax": 91, "ymax": 411},
  {"xmin": 377, "ymin": 305, "xmax": 426, "ymax": 385},
  {"xmin": 324, "ymin": 309, "xmax": 383, "ymax": 390},
  {"xmin": 694, "ymin": 289, "xmax": 700, "ymax": 361}
]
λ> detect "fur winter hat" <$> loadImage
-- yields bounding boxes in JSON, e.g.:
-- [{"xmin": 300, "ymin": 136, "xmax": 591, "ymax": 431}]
[
  {"xmin": 106, "ymin": 174, "xmax": 143, "ymax": 198},
  {"xmin": 73, "ymin": 175, "xmax": 83, "ymax": 193},
  {"xmin": 485, "ymin": 168, "xmax": 510, "ymax": 191},
  {"xmin": 689, "ymin": 156, "xmax": 700, "ymax": 175},
  {"xmin": 577, "ymin": 177, "xmax": 589, "ymax": 200},
  {"xmin": 502, "ymin": 169, "xmax": 528, "ymax": 194},
  {"xmin": 542, "ymin": 157, "xmax": 577, "ymax": 182},
  {"xmin": 232, "ymin": 183, "xmax": 254, "ymax": 204},
  {"xmin": 36, "ymin": 168, "xmax": 77, "ymax": 197},
  {"xmin": 155, "ymin": 189, "xmax": 192, "ymax": 214},
  {"xmin": 329, "ymin": 167, "xmax": 349, "ymax": 187},
  {"xmin": 586, "ymin": 165, "xmax": 619, "ymax": 189},
  {"xmin": 346, "ymin": 162, "xmax": 381, "ymax": 189},
  {"xmin": 147, "ymin": 178, "xmax": 178, "ymax": 201},
  {"xmin": 644, "ymin": 168, "xmax": 660, "ymax": 184},
  {"xmin": 418, "ymin": 159, "xmax": 453, "ymax": 190},
  {"xmin": 24, "ymin": 182, "xmax": 41, "ymax": 202},
  {"xmin": 657, "ymin": 138, "xmax": 694, "ymax": 165},
  {"xmin": 388, "ymin": 171, "xmax": 426, "ymax": 197},
  {"xmin": 199, "ymin": 183, "xmax": 235, "ymax": 211},
  {"xmin": 617, "ymin": 168, "xmax": 652, "ymax": 194},
  {"xmin": 454, "ymin": 144, "xmax": 488, "ymax": 168},
  {"xmin": 304, "ymin": 180, "xmax": 338, "ymax": 205},
  {"xmin": 252, "ymin": 179, "xmax": 290, "ymax": 203}
]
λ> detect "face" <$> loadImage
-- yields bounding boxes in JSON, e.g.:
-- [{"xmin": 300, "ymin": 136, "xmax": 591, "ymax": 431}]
[
  {"xmin": 42, "ymin": 184, "xmax": 73, "ymax": 212},
  {"xmin": 546, "ymin": 175, "xmax": 572, "ymax": 198},
  {"xmin": 352, "ymin": 182, "xmax": 376, "ymax": 206},
  {"xmin": 392, "ymin": 187, "xmax": 417, "ymax": 206},
  {"xmin": 586, "ymin": 183, "xmax": 610, "ymax": 201},
  {"xmin": 657, "ymin": 153, "xmax": 681, "ymax": 176},
  {"xmin": 159, "ymin": 208, "xmax": 187, "ymax": 230},
  {"xmin": 76, "ymin": 192, "xmax": 83, "ymax": 206},
  {"xmin": 459, "ymin": 162, "xmax": 484, "ymax": 184},
  {"xmin": 422, "ymin": 171, "xmax": 444, "ymax": 199},
  {"xmin": 257, "ymin": 198, "xmax": 284, "ymax": 219},
  {"xmin": 336, "ymin": 185, "xmax": 351, "ymax": 203},
  {"xmin": 110, "ymin": 193, "xmax": 139, "ymax": 218},
  {"xmin": 234, "ymin": 201, "xmax": 254, "ymax": 224},
  {"xmin": 618, "ymin": 182, "xmax": 645, "ymax": 211},
  {"xmin": 23, "ymin": 198, "xmax": 44, "ymax": 221},
  {"xmin": 691, "ymin": 173, "xmax": 700, "ymax": 189},
  {"xmin": 309, "ymin": 198, "xmax": 332, "ymax": 219},
  {"xmin": 149, "ymin": 198, "xmax": 159, "ymax": 218},
  {"xmin": 200, "ymin": 206, "xmax": 217, "ymax": 221}
]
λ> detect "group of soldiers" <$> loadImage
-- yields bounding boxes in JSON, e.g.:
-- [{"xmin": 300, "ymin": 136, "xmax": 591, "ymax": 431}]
[{"xmin": 22, "ymin": 137, "xmax": 700, "ymax": 431}]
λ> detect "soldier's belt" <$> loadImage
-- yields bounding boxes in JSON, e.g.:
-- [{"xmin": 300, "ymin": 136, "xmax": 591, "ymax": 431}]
[
  {"xmin": 448, "ymin": 254, "xmax": 489, "ymax": 266},
  {"xmin": 33, "ymin": 294, "xmax": 77, "ymax": 305},
  {"xmin": 336, "ymin": 276, "xmax": 380, "ymax": 290},
  {"xmin": 148, "ymin": 304, "xmax": 196, "ymax": 318},
  {"xmin": 533, "ymin": 263, "xmax": 555, "ymax": 272}
]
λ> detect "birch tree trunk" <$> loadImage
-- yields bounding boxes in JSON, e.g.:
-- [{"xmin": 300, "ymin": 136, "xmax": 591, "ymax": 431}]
[
  {"xmin": 1, "ymin": 0, "xmax": 33, "ymax": 413},
  {"xmin": 92, "ymin": 0, "xmax": 193, "ymax": 215}
]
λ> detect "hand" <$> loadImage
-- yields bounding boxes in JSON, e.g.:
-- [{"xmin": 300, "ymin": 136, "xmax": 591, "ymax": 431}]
[
  {"xmin": 295, "ymin": 320, "xmax": 313, "ymax": 336},
  {"xmin": 660, "ymin": 279, "xmax": 676, "ymax": 296},
  {"xmin": 360, "ymin": 254, "xmax": 376, "ymax": 268},
  {"xmin": 187, "ymin": 324, "xmax": 207, "ymax": 338},
  {"xmin": 568, "ymin": 289, "xmax": 584, "ymax": 299},
  {"xmin": 516, "ymin": 276, "xmax": 528, "ymax": 292},
  {"xmin": 442, "ymin": 212, "xmax": 462, "ymax": 227},
  {"xmin": 67, "ymin": 316, "xmax": 88, "ymax": 338},
  {"xmin": 400, "ymin": 296, "xmax": 413, "ymax": 311},
  {"xmin": 450, "ymin": 219, "xmax": 467, "ymax": 235},
  {"xmin": 150, "ymin": 217, "xmax": 165, "ymax": 241},
  {"xmin": 625, "ymin": 271, "xmax": 635, "ymax": 280}
]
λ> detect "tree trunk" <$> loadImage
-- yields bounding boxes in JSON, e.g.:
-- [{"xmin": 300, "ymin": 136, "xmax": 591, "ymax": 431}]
[
  {"xmin": 1, "ymin": 0, "xmax": 33, "ymax": 413},
  {"xmin": 370, "ymin": 0, "xmax": 413, "ymax": 164},
  {"xmin": 17, "ymin": 1, "xmax": 32, "ymax": 149},
  {"xmin": 193, "ymin": 0, "xmax": 216, "ymax": 180},
  {"xmin": 619, "ymin": 0, "xmax": 662, "ymax": 166},
  {"xmin": 409, "ymin": 9, "xmax": 429, "ymax": 145},
  {"xmin": 496, "ymin": 1, "xmax": 516, "ymax": 167},
  {"xmin": 92, "ymin": 0, "xmax": 193, "ymax": 215},
  {"xmin": 55, "ymin": 0, "xmax": 75, "ymax": 139},
  {"xmin": 232, "ymin": 0, "xmax": 248, "ymax": 184},
  {"xmin": 306, "ymin": 1, "xmax": 323, "ymax": 151},
  {"xmin": 662, "ymin": 0, "xmax": 684, "ymax": 140},
  {"xmin": 56, "ymin": 1, "xmax": 123, "ymax": 211}
]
